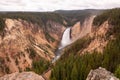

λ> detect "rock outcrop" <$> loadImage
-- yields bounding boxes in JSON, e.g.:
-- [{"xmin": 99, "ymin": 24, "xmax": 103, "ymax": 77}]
[
  {"xmin": 0, "ymin": 72, "xmax": 45, "ymax": 80},
  {"xmin": 86, "ymin": 67, "xmax": 119, "ymax": 80}
]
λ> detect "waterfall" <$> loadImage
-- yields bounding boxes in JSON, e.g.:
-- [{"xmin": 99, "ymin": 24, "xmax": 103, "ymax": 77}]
[
  {"xmin": 59, "ymin": 27, "xmax": 71, "ymax": 49},
  {"xmin": 52, "ymin": 27, "xmax": 71, "ymax": 63}
]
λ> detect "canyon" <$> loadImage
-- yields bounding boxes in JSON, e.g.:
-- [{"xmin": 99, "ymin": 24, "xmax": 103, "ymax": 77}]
[
  {"xmin": 0, "ymin": 9, "xmax": 120, "ymax": 80},
  {"xmin": 0, "ymin": 15, "xmax": 66, "ymax": 76}
]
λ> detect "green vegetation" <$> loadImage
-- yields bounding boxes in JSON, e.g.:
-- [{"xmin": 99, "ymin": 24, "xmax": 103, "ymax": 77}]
[
  {"xmin": 0, "ymin": 18, "xmax": 5, "ymax": 32},
  {"xmin": 115, "ymin": 65, "xmax": 120, "ymax": 78},
  {"xmin": 51, "ymin": 8, "xmax": 120, "ymax": 80},
  {"xmin": 25, "ymin": 47, "xmax": 50, "ymax": 74},
  {"xmin": 45, "ymin": 32, "xmax": 55, "ymax": 42},
  {"xmin": 51, "ymin": 36, "xmax": 120, "ymax": 80},
  {"xmin": 93, "ymin": 11, "xmax": 109, "ymax": 26},
  {"xmin": 31, "ymin": 58, "xmax": 50, "ymax": 74},
  {"xmin": 18, "ymin": 67, "xmax": 22, "ymax": 72},
  {"xmin": 5, "ymin": 67, "xmax": 10, "ymax": 74},
  {"xmin": 15, "ymin": 58, "xmax": 19, "ymax": 65},
  {"xmin": 55, "ymin": 9, "xmax": 103, "ymax": 26},
  {"xmin": 56, "ymin": 10, "xmax": 91, "ymax": 26},
  {"xmin": 61, "ymin": 36, "xmax": 91, "ymax": 59},
  {"xmin": 28, "ymin": 48, "xmax": 36, "ymax": 59},
  {"xmin": 51, "ymin": 53, "xmax": 101, "ymax": 80},
  {"xmin": 93, "ymin": 8, "xmax": 120, "ymax": 27},
  {"xmin": 0, "ymin": 12, "xmax": 65, "ymax": 27}
]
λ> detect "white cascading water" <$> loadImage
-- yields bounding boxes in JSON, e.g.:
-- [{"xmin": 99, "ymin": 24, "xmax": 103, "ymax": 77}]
[
  {"xmin": 52, "ymin": 27, "xmax": 71, "ymax": 63},
  {"xmin": 59, "ymin": 27, "xmax": 71, "ymax": 49}
]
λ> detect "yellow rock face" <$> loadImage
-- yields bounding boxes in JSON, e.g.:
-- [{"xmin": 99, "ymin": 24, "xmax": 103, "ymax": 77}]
[
  {"xmin": 81, "ymin": 21, "xmax": 113, "ymax": 54},
  {"xmin": 71, "ymin": 22, "xmax": 81, "ymax": 40}
]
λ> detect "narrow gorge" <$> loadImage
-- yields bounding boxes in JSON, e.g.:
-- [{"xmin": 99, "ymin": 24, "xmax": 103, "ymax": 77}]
[{"xmin": 52, "ymin": 15, "xmax": 95, "ymax": 63}]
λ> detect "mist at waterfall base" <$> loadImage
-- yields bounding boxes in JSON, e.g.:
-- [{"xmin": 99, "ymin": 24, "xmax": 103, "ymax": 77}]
[{"xmin": 52, "ymin": 27, "xmax": 71, "ymax": 63}]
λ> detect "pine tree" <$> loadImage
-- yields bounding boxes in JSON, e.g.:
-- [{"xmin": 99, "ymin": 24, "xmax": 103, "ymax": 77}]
[
  {"xmin": 71, "ymin": 65, "xmax": 78, "ymax": 80},
  {"xmin": 115, "ymin": 65, "xmax": 120, "ymax": 79}
]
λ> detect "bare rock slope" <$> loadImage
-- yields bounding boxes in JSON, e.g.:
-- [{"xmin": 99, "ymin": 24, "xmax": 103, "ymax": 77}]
[
  {"xmin": 0, "ymin": 18, "xmax": 65, "ymax": 76},
  {"xmin": 81, "ymin": 21, "xmax": 111, "ymax": 54},
  {"xmin": 71, "ymin": 22, "xmax": 81, "ymax": 40}
]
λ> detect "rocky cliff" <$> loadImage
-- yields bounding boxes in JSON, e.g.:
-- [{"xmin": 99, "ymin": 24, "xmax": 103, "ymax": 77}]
[
  {"xmin": 71, "ymin": 22, "xmax": 81, "ymax": 40},
  {"xmin": 71, "ymin": 16, "xmax": 95, "ymax": 41},
  {"xmin": 81, "ymin": 21, "xmax": 112, "ymax": 54},
  {"xmin": 86, "ymin": 67, "xmax": 119, "ymax": 80},
  {"xmin": 0, "ymin": 72, "xmax": 45, "ymax": 80},
  {"xmin": 70, "ymin": 16, "xmax": 113, "ymax": 54},
  {"xmin": 0, "ymin": 17, "xmax": 65, "ymax": 76}
]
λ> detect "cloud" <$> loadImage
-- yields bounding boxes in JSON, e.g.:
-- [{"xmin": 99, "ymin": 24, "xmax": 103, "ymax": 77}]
[{"xmin": 0, "ymin": 0, "xmax": 119, "ymax": 11}]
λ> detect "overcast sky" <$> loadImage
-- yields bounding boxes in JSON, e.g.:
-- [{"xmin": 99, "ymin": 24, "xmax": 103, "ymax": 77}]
[{"xmin": 0, "ymin": 0, "xmax": 120, "ymax": 11}]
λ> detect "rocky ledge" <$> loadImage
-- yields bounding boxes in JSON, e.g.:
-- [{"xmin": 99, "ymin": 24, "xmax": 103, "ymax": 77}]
[
  {"xmin": 0, "ymin": 72, "xmax": 45, "ymax": 80},
  {"xmin": 86, "ymin": 67, "xmax": 119, "ymax": 80}
]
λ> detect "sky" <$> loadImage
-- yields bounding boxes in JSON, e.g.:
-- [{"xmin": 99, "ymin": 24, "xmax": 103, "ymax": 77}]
[{"xmin": 0, "ymin": 0, "xmax": 120, "ymax": 11}]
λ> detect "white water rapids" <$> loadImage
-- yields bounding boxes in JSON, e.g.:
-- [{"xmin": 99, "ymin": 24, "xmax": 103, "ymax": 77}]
[{"xmin": 52, "ymin": 27, "xmax": 71, "ymax": 63}]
